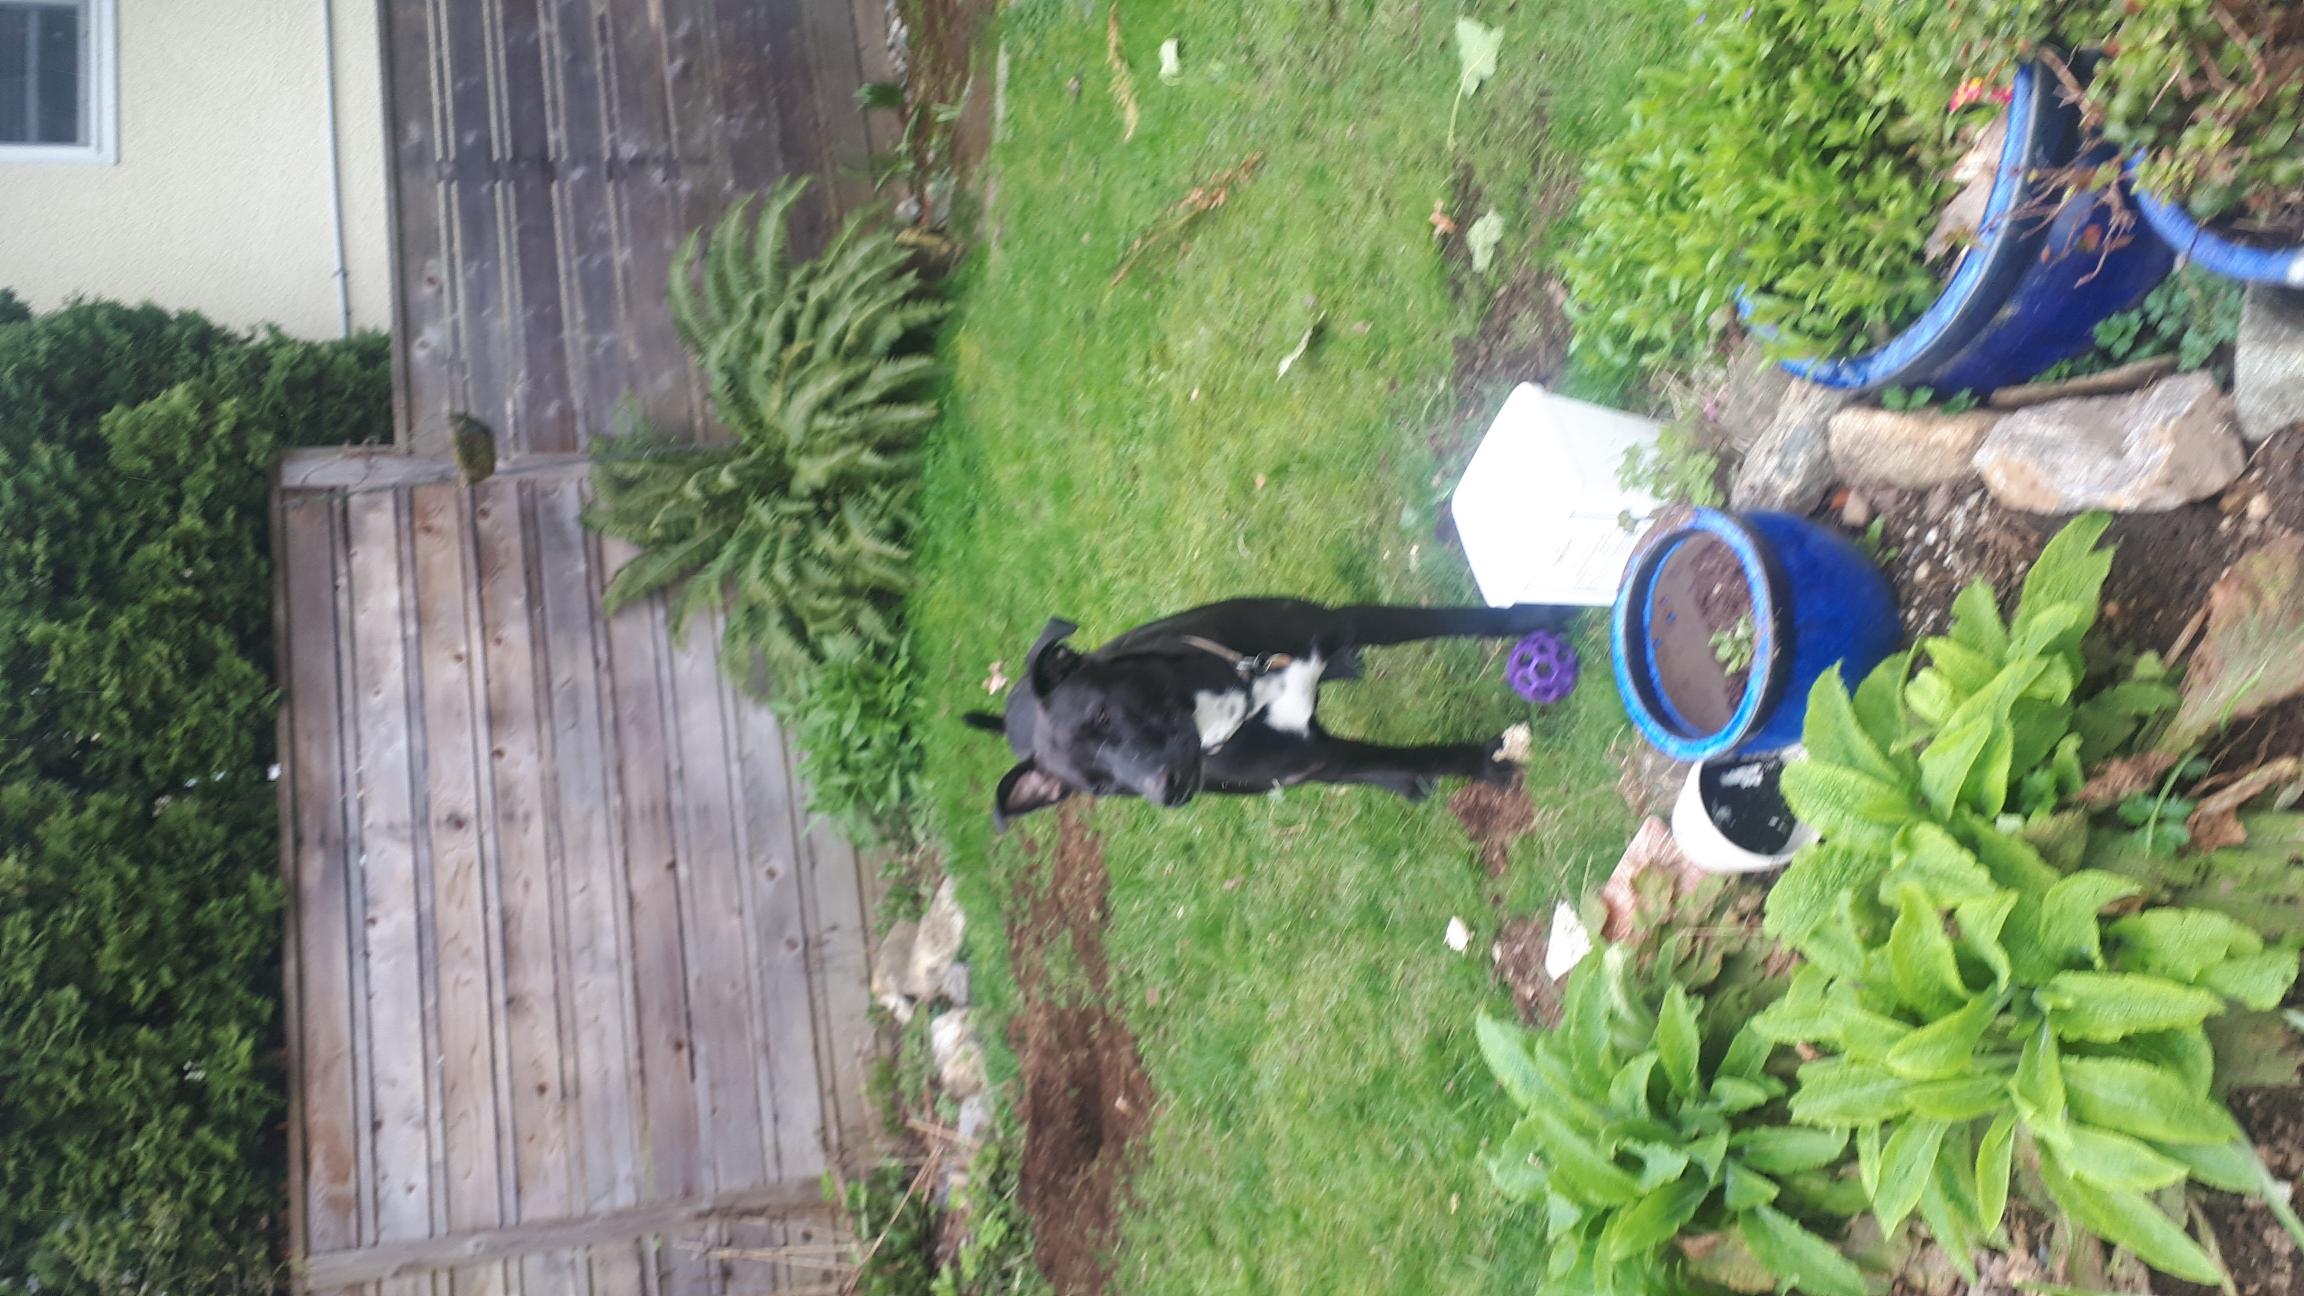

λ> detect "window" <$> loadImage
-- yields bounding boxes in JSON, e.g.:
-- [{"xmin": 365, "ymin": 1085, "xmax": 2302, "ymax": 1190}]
[{"xmin": 0, "ymin": 0, "xmax": 114, "ymax": 164}]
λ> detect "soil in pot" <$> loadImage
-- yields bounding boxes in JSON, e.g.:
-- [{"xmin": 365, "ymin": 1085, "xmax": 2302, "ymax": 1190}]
[{"xmin": 1646, "ymin": 535, "xmax": 1756, "ymax": 738}]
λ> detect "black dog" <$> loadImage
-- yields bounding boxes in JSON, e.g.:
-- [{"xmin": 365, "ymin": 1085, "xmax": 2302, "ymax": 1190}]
[{"xmin": 965, "ymin": 598, "xmax": 1576, "ymax": 826}]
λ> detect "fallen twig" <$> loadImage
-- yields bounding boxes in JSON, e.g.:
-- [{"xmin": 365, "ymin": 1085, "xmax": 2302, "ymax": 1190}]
[
  {"xmin": 1108, "ymin": 152, "xmax": 1266, "ymax": 286},
  {"xmin": 1106, "ymin": 5, "xmax": 1140, "ymax": 142}
]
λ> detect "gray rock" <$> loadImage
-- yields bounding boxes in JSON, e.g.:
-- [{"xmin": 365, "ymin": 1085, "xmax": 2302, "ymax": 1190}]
[
  {"xmin": 1707, "ymin": 340, "xmax": 1796, "ymax": 453},
  {"xmin": 1973, "ymin": 372, "xmax": 2245, "ymax": 513},
  {"xmin": 2236, "ymin": 284, "xmax": 2304, "ymax": 443},
  {"xmin": 955, "ymin": 1092, "xmax": 994, "ymax": 1145},
  {"xmin": 930, "ymin": 1009, "xmax": 988, "ymax": 1099},
  {"xmin": 904, "ymin": 876, "xmax": 966, "ymax": 1001},
  {"xmin": 1729, "ymin": 378, "xmax": 1853, "ymax": 513},
  {"xmin": 871, "ymin": 920, "xmax": 920, "ymax": 1022},
  {"xmin": 1828, "ymin": 407, "xmax": 2003, "ymax": 489},
  {"xmin": 941, "ymin": 960, "xmax": 972, "ymax": 1007},
  {"xmin": 1989, "ymin": 355, "xmax": 2178, "ymax": 409}
]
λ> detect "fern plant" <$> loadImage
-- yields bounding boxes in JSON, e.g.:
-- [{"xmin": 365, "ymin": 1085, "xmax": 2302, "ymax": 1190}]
[{"xmin": 587, "ymin": 179, "xmax": 946, "ymax": 687}]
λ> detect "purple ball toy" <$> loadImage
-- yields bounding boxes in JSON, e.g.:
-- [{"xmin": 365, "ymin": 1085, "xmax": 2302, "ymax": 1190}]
[{"xmin": 1506, "ymin": 630, "xmax": 1579, "ymax": 704}]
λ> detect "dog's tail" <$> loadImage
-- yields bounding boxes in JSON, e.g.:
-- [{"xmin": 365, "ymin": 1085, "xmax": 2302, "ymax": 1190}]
[{"xmin": 961, "ymin": 711, "xmax": 1005, "ymax": 734}]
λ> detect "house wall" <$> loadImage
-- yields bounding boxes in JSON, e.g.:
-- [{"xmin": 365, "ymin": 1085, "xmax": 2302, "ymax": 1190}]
[{"xmin": 0, "ymin": 0, "xmax": 390, "ymax": 338}]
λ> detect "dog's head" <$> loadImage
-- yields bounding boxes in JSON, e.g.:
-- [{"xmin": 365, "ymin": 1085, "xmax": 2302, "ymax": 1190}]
[{"xmin": 968, "ymin": 617, "xmax": 1209, "ymax": 828}]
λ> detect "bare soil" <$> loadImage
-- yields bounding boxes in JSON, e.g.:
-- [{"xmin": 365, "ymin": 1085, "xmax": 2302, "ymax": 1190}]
[
  {"xmin": 1646, "ymin": 535, "xmax": 1754, "ymax": 734},
  {"xmin": 1449, "ymin": 780, "xmax": 1539, "ymax": 877},
  {"xmin": 1006, "ymin": 806, "xmax": 1156, "ymax": 1296}
]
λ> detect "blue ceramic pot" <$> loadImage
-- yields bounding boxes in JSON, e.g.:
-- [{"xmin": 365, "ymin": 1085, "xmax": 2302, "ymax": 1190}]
[
  {"xmin": 1612, "ymin": 509, "xmax": 1901, "ymax": 762},
  {"xmin": 1744, "ymin": 62, "xmax": 2174, "ymax": 395},
  {"xmin": 2131, "ymin": 160, "xmax": 2304, "ymax": 287}
]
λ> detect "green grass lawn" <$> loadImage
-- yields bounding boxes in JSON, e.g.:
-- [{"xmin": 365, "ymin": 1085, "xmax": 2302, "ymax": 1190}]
[{"xmin": 907, "ymin": 2, "xmax": 1686, "ymax": 1290}]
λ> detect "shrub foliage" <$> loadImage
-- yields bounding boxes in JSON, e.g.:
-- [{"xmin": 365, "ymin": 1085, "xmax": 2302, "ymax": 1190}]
[{"xmin": 0, "ymin": 299, "xmax": 390, "ymax": 1291}]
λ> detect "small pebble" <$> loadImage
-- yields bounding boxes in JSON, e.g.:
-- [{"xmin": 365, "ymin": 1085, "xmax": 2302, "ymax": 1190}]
[
  {"xmin": 1839, "ymin": 490, "xmax": 1875, "ymax": 529},
  {"xmin": 2246, "ymin": 495, "xmax": 2271, "ymax": 523}
]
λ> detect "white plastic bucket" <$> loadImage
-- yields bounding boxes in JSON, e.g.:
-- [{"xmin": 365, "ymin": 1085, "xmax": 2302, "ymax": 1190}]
[{"xmin": 1450, "ymin": 383, "xmax": 1665, "ymax": 607}]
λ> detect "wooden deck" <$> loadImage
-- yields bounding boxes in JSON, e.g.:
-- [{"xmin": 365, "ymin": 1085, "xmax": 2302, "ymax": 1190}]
[
  {"xmin": 274, "ymin": 456, "xmax": 881, "ymax": 1295},
  {"xmin": 382, "ymin": 0, "xmax": 896, "ymax": 456}
]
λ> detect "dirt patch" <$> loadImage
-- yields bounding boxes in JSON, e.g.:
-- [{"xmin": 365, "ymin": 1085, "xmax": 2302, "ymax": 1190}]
[
  {"xmin": 1428, "ymin": 163, "xmax": 1579, "ymax": 481},
  {"xmin": 1449, "ymin": 781, "xmax": 1539, "ymax": 876},
  {"xmin": 1006, "ymin": 805, "xmax": 1156, "ymax": 1296},
  {"xmin": 1841, "ymin": 427, "xmax": 2304, "ymax": 767},
  {"xmin": 1489, "ymin": 913, "xmax": 1562, "ymax": 1027}
]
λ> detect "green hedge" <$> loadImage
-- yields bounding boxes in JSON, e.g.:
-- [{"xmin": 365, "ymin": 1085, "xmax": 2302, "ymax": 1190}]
[{"xmin": 0, "ymin": 299, "xmax": 390, "ymax": 1291}]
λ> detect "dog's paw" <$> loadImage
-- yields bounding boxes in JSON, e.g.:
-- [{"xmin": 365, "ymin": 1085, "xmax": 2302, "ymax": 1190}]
[{"xmin": 1477, "ymin": 751, "xmax": 1523, "ymax": 790}]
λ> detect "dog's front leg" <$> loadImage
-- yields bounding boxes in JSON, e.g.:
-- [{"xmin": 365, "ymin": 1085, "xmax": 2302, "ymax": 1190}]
[{"xmin": 1302, "ymin": 734, "xmax": 1515, "ymax": 801}]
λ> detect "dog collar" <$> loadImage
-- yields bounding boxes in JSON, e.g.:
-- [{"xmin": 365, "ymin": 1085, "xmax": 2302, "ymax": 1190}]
[{"xmin": 1177, "ymin": 635, "xmax": 1295, "ymax": 680}]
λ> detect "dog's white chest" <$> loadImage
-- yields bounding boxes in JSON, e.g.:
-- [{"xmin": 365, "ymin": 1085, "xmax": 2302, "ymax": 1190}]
[
  {"xmin": 1252, "ymin": 655, "xmax": 1322, "ymax": 734},
  {"xmin": 1193, "ymin": 654, "xmax": 1322, "ymax": 750},
  {"xmin": 1193, "ymin": 689, "xmax": 1250, "ymax": 748}
]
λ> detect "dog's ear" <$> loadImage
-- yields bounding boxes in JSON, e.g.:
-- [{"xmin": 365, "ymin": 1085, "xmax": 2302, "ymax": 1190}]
[
  {"xmin": 992, "ymin": 760, "xmax": 1073, "ymax": 831},
  {"xmin": 961, "ymin": 711, "xmax": 1006, "ymax": 735},
  {"xmin": 1024, "ymin": 617, "xmax": 1081, "ymax": 697}
]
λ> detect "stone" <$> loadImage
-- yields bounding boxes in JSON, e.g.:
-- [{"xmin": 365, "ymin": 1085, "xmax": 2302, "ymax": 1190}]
[
  {"xmin": 940, "ymin": 960, "xmax": 972, "ymax": 1007},
  {"xmin": 955, "ymin": 1092, "xmax": 994, "ymax": 1146},
  {"xmin": 871, "ymin": 920, "xmax": 920, "ymax": 1022},
  {"xmin": 1827, "ymin": 407, "xmax": 2003, "ymax": 489},
  {"xmin": 2236, "ymin": 284, "xmax": 2304, "ymax": 443},
  {"xmin": 904, "ymin": 875, "xmax": 966, "ymax": 1001},
  {"xmin": 1707, "ymin": 339, "xmax": 1796, "ymax": 453},
  {"xmin": 1728, "ymin": 377, "xmax": 1854, "ymax": 513},
  {"xmin": 1989, "ymin": 355, "xmax": 2178, "ymax": 409},
  {"xmin": 1973, "ymin": 372, "xmax": 2246, "ymax": 514},
  {"xmin": 930, "ymin": 1009, "xmax": 988, "ymax": 1099}
]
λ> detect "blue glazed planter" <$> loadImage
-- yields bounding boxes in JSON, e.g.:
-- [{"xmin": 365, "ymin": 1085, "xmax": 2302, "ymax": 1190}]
[
  {"xmin": 1612, "ymin": 510, "xmax": 1901, "ymax": 762},
  {"xmin": 2131, "ymin": 160, "xmax": 2304, "ymax": 287},
  {"xmin": 1744, "ymin": 62, "xmax": 2174, "ymax": 395}
]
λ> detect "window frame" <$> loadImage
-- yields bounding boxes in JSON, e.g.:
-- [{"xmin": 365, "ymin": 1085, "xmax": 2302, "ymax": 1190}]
[{"xmin": 0, "ymin": 0, "xmax": 117, "ymax": 166}]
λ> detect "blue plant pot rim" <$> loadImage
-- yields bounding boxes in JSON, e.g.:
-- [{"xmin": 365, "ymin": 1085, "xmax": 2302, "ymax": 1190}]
[
  {"xmin": 1734, "ymin": 62, "xmax": 2054, "ymax": 389},
  {"xmin": 2127, "ymin": 153, "xmax": 2304, "ymax": 286},
  {"xmin": 1611, "ymin": 509, "xmax": 1789, "ymax": 764}
]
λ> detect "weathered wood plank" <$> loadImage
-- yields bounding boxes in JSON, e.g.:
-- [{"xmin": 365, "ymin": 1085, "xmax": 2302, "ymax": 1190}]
[
  {"xmin": 472, "ymin": 481, "xmax": 589, "ymax": 1296},
  {"xmin": 799, "ymin": 813, "xmax": 880, "ymax": 1174},
  {"xmin": 495, "ymin": 0, "xmax": 577, "ymax": 452},
  {"xmin": 730, "ymin": 675, "xmax": 829, "ymax": 1183},
  {"xmin": 384, "ymin": 0, "xmax": 455, "ymax": 449},
  {"xmin": 408, "ymin": 485, "xmax": 509, "ymax": 1262},
  {"xmin": 597, "ymin": 536, "xmax": 708, "ymax": 1206},
  {"xmin": 283, "ymin": 493, "xmax": 363, "ymax": 1262},
  {"xmin": 537, "ymin": 0, "xmax": 626, "ymax": 443},
  {"xmin": 595, "ymin": 3, "xmax": 697, "ymax": 434},
  {"xmin": 300, "ymin": 1184, "xmax": 821, "ymax": 1287},
  {"xmin": 530, "ymin": 481, "xmax": 645, "ymax": 1217},
  {"xmin": 345, "ymin": 491, "xmax": 439, "ymax": 1256},
  {"xmin": 440, "ymin": 0, "xmax": 513, "ymax": 450},
  {"xmin": 667, "ymin": 616, "xmax": 773, "ymax": 1196},
  {"xmin": 791, "ymin": 0, "xmax": 875, "ymax": 222},
  {"xmin": 279, "ymin": 450, "xmax": 591, "ymax": 493}
]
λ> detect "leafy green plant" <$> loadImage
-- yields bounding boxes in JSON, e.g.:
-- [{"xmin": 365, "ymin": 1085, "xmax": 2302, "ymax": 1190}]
[
  {"xmin": 783, "ymin": 639, "xmax": 929, "ymax": 845},
  {"xmin": 1881, "ymin": 386, "xmax": 1982, "ymax": 414},
  {"xmin": 1760, "ymin": 514, "xmax": 2304, "ymax": 1286},
  {"xmin": 836, "ymin": 1161, "xmax": 938, "ymax": 1296},
  {"xmin": 1478, "ymin": 947, "xmax": 1869, "ymax": 1296},
  {"xmin": 1712, "ymin": 615, "xmax": 1757, "ymax": 675},
  {"xmin": 587, "ymin": 180, "xmax": 944, "ymax": 840},
  {"xmin": 1618, "ymin": 420, "xmax": 1724, "ymax": 508},
  {"xmin": 2061, "ymin": 0, "xmax": 2304, "ymax": 230},
  {"xmin": 1564, "ymin": 0, "xmax": 2055, "ymax": 380},
  {"xmin": 2036, "ymin": 268, "xmax": 2246, "ymax": 385},
  {"xmin": 0, "ymin": 300, "xmax": 392, "ymax": 1291}
]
